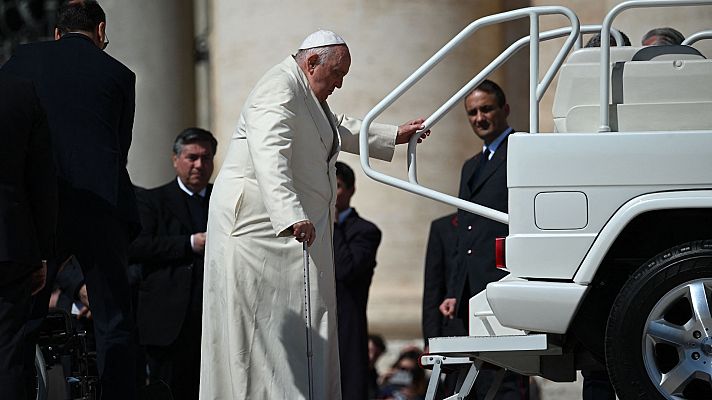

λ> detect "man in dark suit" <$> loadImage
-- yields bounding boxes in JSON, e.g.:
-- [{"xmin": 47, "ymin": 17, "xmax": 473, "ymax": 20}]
[
  {"xmin": 440, "ymin": 80, "xmax": 529, "ymax": 399},
  {"xmin": 422, "ymin": 213, "xmax": 459, "ymax": 347},
  {"xmin": 1, "ymin": 2, "xmax": 140, "ymax": 398},
  {"xmin": 0, "ymin": 72, "xmax": 57, "ymax": 399},
  {"xmin": 333, "ymin": 161, "xmax": 382, "ymax": 400},
  {"xmin": 129, "ymin": 128, "xmax": 217, "ymax": 400}
]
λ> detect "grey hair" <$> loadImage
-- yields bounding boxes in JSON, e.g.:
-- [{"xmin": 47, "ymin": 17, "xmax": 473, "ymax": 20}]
[
  {"xmin": 173, "ymin": 127, "xmax": 217, "ymax": 156},
  {"xmin": 294, "ymin": 45, "xmax": 342, "ymax": 66}
]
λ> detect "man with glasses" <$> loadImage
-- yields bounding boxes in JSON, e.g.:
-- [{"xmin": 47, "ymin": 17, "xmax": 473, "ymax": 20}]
[{"xmin": 1, "ymin": 1, "xmax": 140, "ymax": 399}]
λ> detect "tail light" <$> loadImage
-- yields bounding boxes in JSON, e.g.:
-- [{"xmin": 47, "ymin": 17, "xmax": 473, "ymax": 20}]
[{"xmin": 495, "ymin": 237, "xmax": 506, "ymax": 269}]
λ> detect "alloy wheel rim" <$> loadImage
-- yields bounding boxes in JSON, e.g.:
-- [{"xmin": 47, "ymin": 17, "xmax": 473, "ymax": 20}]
[{"xmin": 643, "ymin": 278, "xmax": 712, "ymax": 399}]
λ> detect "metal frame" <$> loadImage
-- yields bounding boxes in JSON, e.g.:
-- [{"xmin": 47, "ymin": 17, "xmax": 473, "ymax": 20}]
[
  {"xmin": 359, "ymin": 6, "xmax": 580, "ymax": 224},
  {"xmin": 597, "ymin": 0, "xmax": 712, "ymax": 132},
  {"xmin": 683, "ymin": 29, "xmax": 712, "ymax": 45},
  {"xmin": 406, "ymin": 24, "xmax": 622, "ymax": 186}
]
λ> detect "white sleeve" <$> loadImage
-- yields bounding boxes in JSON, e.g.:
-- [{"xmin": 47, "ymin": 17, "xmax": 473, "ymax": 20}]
[
  {"xmin": 243, "ymin": 81, "xmax": 307, "ymax": 237},
  {"xmin": 335, "ymin": 114, "xmax": 397, "ymax": 161}
]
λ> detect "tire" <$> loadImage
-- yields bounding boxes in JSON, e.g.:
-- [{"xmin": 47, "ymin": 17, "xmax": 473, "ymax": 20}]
[
  {"xmin": 35, "ymin": 344, "xmax": 48, "ymax": 400},
  {"xmin": 606, "ymin": 240, "xmax": 712, "ymax": 399}
]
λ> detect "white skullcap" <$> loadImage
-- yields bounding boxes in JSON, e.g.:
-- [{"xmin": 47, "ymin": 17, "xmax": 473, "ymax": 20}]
[{"xmin": 298, "ymin": 29, "xmax": 346, "ymax": 50}]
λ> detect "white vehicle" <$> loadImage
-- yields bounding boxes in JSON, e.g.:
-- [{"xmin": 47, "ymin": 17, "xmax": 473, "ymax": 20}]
[{"xmin": 359, "ymin": 1, "xmax": 712, "ymax": 399}]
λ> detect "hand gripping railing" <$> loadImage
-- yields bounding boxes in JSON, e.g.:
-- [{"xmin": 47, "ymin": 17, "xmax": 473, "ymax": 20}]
[
  {"xmin": 598, "ymin": 0, "xmax": 712, "ymax": 132},
  {"xmin": 405, "ymin": 24, "xmax": 623, "ymax": 186},
  {"xmin": 359, "ymin": 6, "xmax": 579, "ymax": 224}
]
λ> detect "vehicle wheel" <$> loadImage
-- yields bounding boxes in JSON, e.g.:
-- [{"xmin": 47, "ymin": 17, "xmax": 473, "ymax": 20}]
[
  {"xmin": 606, "ymin": 240, "xmax": 712, "ymax": 399},
  {"xmin": 35, "ymin": 344, "xmax": 48, "ymax": 400}
]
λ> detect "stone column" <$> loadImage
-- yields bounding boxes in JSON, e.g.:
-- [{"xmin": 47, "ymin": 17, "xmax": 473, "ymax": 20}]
[
  {"xmin": 101, "ymin": 0, "xmax": 197, "ymax": 188},
  {"xmin": 209, "ymin": 0, "xmax": 521, "ymax": 337}
]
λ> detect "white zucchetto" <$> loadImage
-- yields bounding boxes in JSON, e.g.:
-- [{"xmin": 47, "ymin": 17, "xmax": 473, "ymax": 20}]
[{"xmin": 298, "ymin": 29, "xmax": 346, "ymax": 50}]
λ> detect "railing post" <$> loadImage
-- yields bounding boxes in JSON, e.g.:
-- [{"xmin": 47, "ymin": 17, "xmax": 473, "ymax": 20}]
[{"xmin": 529, "ymin": 12, "xmax": 540, "ymax": 134}]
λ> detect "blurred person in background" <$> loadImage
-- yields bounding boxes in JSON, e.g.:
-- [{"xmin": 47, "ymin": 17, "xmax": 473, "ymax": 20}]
[
  {"xmin": 334, "ymin": 161, "xmax": 382, "ymax": 400},
  {"xmin": 642, "ymin": 27, "xmax": 684, "ymax": 46}
]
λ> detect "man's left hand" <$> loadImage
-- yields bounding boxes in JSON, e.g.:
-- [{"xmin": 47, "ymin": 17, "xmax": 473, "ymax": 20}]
[{"xmin": 396, "ymin": 118, "xmax": 431, "ymax": 144}]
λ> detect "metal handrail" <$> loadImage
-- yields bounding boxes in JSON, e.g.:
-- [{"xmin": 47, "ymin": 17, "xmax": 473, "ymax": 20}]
[
  {"xmin": 359, "ymin": 6, "xmax": 579, "ymax": 224},
  {"xmin": 683, "ymin": 29, "xmax": 712, "ymax": 45},
  {"xmin": 406, "ymin": 24, "xmax": 623, "ymax": 185},
  {"xmin": 598, "ymin": 0, "xmax": 712, "ymax": 132}
]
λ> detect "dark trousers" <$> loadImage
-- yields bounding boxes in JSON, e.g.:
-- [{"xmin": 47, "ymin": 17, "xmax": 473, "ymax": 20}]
[
  {"xmin": 582, "ymin": 369, "xmax": 616, "ymax": 400},
  {"xmin": 470, "ymin": 370, "xmax": 529, "ymax": 400},
  {"xmin": 145, "ymin": 310, "xmax": 201, "ymax": 400},
  {"xmin": 59, "ymin": 191, "xmax": 137, "ymax": 400},
  {"xmin": 0, "ymin": 264, "xmax": 33, "ymax": 400}
]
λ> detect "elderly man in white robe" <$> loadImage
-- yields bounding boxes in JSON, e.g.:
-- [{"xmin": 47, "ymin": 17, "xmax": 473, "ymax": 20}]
[{"xmin": 199, "ymin": 30, "xmax": 426, "ymax": 399}]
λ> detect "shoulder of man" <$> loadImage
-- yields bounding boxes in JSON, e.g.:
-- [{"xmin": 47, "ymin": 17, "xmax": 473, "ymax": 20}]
[
  {"xmin": 347, "ymin": 209, "xmax": 381, "ymax": 234},
  {"xmin": 431, "ymin": 213, "xmax": 457, "ymax": 231}
]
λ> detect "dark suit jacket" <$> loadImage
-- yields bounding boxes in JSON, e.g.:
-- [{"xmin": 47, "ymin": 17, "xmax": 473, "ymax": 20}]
[
  {"xmin": 448, "ymin": 136, "xmax": 510, "ymax": 315},
  {"xmin": 422, "ymin": 213, "xmax": 459, "ymax": 344},
  {"xmin": 333, "ymin": 208, "xmax": 381, "ymax": 400},
  {"xmin": 1, "ymin": 33, "xmax": 139, "ymax": 238},
  {"xmin": 129, "ymin": 180, "xmax": 212, "ymax": 346},
  {"xmin": 0, "ymin": 73, "xmax": 57, "ymax": 277}
]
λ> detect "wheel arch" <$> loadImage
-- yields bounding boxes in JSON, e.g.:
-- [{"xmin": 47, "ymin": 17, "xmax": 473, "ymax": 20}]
[{"xmin": 568, "ymin": 191, "xmax": 712, "ymax": 361}]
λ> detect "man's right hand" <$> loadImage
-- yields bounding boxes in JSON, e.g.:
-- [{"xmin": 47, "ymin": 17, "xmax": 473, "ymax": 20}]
[
  {"xmin": 192, "ymin": 232, "xmax": 207, "ymax": 253},
  {"xmin": 439, "ymin": 298, "xmax": 457, "ymax": 319},
  {"xmin": 292, "ymin": 220, "xmax": 316, "ymax": 246}
]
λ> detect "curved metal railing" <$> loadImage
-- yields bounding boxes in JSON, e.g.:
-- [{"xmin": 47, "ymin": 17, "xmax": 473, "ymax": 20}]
[
  {"xmin": 405, "ymin": 24, "xmax": 623, "ymax": 185},
  {"xmin": 598, "ymin": 0, "xmax": 712, "ymax": 132},
  {"xmin": 683, "ymin": 29, "xmax": 712, "ymax": 45},
  {"xmin": 359, "ymin": 6, "xmax": 580, "ymax": 224}
]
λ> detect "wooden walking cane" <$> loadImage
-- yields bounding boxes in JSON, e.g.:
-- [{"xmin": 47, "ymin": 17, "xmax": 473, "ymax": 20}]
[{"xmin": 302, "ymin": 241, "xmax": 315, "ymax": 399}]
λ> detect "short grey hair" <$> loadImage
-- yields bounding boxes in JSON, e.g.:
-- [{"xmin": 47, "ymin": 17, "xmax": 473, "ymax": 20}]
[
  {"xmin": 294, "ymin": 45, "xmax": 342, "ymax": 66},
  {"xmin": 173, "ymin": 127, "xmax": 217, "ymax": 156}
]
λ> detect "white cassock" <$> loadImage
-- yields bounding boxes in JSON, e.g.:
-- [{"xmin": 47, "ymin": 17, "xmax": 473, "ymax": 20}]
[{"xmin": 199, "ymin": 56, "xmax": 396, "ymax": 399}]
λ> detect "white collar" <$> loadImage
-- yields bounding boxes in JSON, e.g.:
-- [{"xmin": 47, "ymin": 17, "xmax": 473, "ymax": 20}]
[{"xmin": 176, "ymin": 177, "xmax": 207, "ymax": 197}]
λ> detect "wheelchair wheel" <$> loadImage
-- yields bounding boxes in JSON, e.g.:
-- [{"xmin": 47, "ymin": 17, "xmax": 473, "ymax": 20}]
[{"xmin": 35, "ymin": 344, "xmax": 48, "ymax": 400}]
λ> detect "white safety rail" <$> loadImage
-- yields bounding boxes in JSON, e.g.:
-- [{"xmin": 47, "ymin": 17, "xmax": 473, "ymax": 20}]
[
  {"xmin": 358, "ymin": 7, "xmax": 579, "ymax": 224},
  {"xmin": 406, "ymin": 24, "xmax": 623, "ymax": 186},
  {"xmin": 597, "ymin": 0, "xmax": 712, "ymax": 132},
  {"xmin": 683, "ymin": 29, "xmax": 712, "ymax": 45}
]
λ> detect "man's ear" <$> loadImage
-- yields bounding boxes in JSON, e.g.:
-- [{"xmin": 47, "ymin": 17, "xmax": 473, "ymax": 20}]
[
  {"xmin": 97, "ymin": 21, "xmax": 106, "ymax": 46},
  {"xmin": 503, "ymin": 103, "xmax": 510, "ymax": 118},
  {"xmin": 306, "ymin": 54, "xmax": 320, "ymax": 73},
  {"xmin": 54, "ymin": 28, "xmax": 62, "ymax": 40}
]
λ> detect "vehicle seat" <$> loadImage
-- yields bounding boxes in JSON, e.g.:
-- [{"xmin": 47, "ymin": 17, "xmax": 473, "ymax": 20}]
[{"xmin": 552, "ymin": 45, "xmax": 712, "ymax": 133}]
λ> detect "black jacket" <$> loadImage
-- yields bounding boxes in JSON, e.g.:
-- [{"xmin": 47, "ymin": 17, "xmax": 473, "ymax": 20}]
[
  {"xmin": 1, "ymin": 33, "xmax": 139, "ymax": 236},
  {"xmin": 0, "ymin": 73, "xmax": 57, "ymax": 273},
  {"xmin": 422, "ymin": 213, "xmax": 458, "ymax": 344},
  {"xmin": 334, "ymin": 208, "xmax": 381, "ymax": 400},
  {"xmin": 448, "ymin": 136, "xmax": 510, "ymax": 314},
  {"xmin": 129, "ymin": 180, "xmax": 211, "ymax": 346}
]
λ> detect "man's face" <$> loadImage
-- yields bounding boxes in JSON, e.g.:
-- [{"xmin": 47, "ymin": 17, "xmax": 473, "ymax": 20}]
[
  {"xmin": 173, "ymin": 142, "xmax": 214, "ymax": 193},
  {"xmin": 335, "ymin": 177, "xmax": 354, "ymax": 213},
  {"xmin": 465, "ymin": 90, "xmax": 510, "ymax": 145},
  {"xmin": 307, "ymin": 46, "xmax": 351, "ymax": 102}
]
